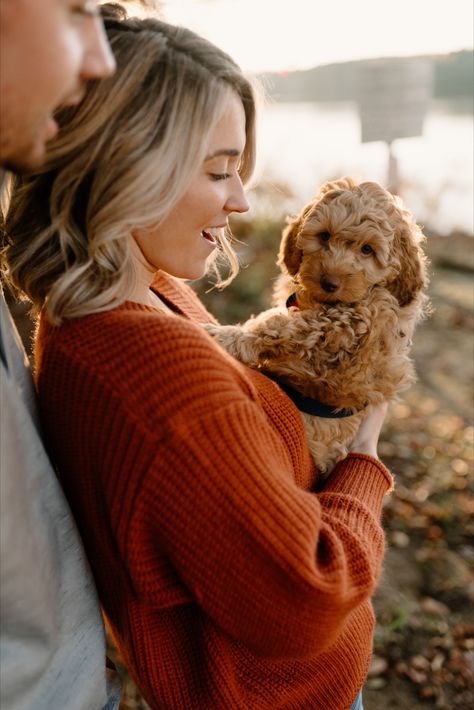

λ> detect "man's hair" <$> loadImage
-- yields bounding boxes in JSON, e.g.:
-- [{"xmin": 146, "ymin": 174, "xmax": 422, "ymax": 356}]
[{"xmin": 2, "ymin": 3, "xmax": 258, "ymax": 324}]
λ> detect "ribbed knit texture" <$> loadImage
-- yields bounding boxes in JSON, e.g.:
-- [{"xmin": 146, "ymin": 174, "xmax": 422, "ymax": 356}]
[{"xmin": 35, "ymin": 272, "xmax": 393, "ymax": 710}]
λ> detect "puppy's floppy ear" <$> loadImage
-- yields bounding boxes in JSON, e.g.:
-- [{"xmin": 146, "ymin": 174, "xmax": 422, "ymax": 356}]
[
  {"xmin": 386, "ymin": 216, "xmax": 429, "ymax": 306},
  {"xmin": 278, "ymin": 200, "xmax": 316, "ymax": 275},
  {"xmin": 278, "ymin": 213, "xmax": 304, "ymax": 275}
]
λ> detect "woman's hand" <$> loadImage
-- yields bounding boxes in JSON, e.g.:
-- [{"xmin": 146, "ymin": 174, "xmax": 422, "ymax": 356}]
[{"xmin": 349, "ymin": 401, "xmax": 388, "ymax": 459}]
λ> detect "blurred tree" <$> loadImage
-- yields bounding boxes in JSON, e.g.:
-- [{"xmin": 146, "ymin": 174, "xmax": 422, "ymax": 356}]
[{"xmin": 434, "ymin": 50, "xmax": 474, "ymax": 98}]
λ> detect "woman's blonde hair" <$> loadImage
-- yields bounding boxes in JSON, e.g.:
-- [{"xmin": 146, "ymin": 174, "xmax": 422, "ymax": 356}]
[{"xmin": 2, "ymin": 3, "xmax": 258, "ymax": 324}]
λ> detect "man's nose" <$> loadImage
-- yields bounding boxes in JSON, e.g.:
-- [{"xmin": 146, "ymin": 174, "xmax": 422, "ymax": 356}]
[{"xmin": 81, "ymin": 15, "xmax": 116, "ymax": 80}]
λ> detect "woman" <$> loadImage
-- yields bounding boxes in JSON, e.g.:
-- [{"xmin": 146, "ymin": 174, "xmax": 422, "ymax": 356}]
[{"xmin": 3, "ymin": 5, "xmax": 391, "ymax": 709}]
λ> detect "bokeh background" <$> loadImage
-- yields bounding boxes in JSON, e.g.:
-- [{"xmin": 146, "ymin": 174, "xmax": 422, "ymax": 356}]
[{"xmin": 9, "ymin": 1, "xmax": 473, "ymax": 708}]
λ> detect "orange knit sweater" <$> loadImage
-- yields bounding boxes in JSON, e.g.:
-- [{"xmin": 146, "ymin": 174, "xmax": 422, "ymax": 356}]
[{"xmin": 35, "ymin": 272, "xmax": 393, "ymax": 710}]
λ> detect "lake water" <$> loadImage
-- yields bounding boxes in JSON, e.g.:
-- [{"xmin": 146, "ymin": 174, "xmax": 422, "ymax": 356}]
[{"xmin": 254, "ymin": 99, "xmax": 473, "ymax": 236}]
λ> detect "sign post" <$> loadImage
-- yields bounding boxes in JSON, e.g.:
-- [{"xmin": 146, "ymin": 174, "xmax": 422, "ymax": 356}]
[{"xmin": 358, "ymin": 58, "xmax": 434, "ymax": 193}]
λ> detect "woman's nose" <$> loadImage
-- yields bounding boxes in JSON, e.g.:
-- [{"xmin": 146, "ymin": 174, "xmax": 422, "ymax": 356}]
[{"xmin": 225, "ymin": 178, "xmax": 250, "ymax": 215}]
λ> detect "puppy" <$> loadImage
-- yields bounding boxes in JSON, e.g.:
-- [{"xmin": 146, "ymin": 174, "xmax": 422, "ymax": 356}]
[{"xmin": 205, "ymin": 177, "xmax": 429, "ymax": 474}]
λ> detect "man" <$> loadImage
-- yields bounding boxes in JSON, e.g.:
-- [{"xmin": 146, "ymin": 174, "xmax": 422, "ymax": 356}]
[
  {"xmin": 0, "ymin": 2, "xmax": 119, "ymax": 708},
  {"xmin": 0, "ymin": 0, "xmax": 115, "ymax": 170}
]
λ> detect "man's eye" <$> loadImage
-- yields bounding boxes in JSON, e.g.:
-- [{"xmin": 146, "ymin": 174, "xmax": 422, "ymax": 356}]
[
  {"xmin": 361, "ymin": 244, "xmax": 374, "ymax": 255},
  {"xmin": 210, "ymin": 173, "xmax": 231, "ymax": 181},
  {"xmin": 318, "ymin": 231, "xmax": 331, "ymax": 242}
]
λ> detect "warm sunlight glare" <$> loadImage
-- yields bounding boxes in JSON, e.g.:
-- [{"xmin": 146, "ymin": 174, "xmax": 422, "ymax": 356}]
[{"xmin": 162, "ymin": 0, "xmax": 474, "ymax": 72}]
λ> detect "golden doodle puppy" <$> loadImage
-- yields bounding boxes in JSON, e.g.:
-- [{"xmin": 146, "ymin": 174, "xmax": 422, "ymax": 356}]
[{"xmin": 205, "ymin": 177, "xmax": 430, "ymax": 474}]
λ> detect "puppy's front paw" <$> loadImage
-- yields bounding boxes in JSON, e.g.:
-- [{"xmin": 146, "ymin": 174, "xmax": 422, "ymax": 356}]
[
  {"xmin": 201, "ymin": 322, "xmax": 222, "ymax": 337},
  {"xmin": 202, "ymin": 323, "xmax": 246, "ymax": 358},
  {"xmin": 202, "ymin": 323, "xmax": 264, "ymax": 366}
]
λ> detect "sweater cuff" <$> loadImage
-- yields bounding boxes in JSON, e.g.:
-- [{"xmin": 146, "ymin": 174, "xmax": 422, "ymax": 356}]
[{"xmin": 320, "ymin": 453, "xmax": 394, "ymax": 512}]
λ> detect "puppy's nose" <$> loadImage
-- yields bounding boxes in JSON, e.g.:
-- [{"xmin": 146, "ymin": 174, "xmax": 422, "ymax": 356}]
[{"xmin": 320, "ymin": 274, "xmax": 340, "ymax": 293}]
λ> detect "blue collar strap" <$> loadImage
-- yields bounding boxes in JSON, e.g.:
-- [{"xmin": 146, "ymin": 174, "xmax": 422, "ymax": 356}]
[{"xmin": 266, "ymin": 373, "xmax": 358, "ymax": 418}]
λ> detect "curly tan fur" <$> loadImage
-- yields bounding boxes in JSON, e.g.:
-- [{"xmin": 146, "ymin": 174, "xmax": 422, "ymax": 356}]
[{"xmin": 205, "ymin": 178, "xmax": 430, "ymax": 474}]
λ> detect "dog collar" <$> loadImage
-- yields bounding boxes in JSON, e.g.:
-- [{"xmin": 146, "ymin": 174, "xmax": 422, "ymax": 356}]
[
  {"xmin": 265, "ymin": 373, "xmax": 357, "ymax": 418},
  {"xmin": 286, "ymin": 293, "xmax": 300, "ymax": 310}
]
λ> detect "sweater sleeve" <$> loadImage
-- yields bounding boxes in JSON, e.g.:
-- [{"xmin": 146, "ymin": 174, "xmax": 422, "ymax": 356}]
[{"xmin": 117, "ymin": 319, "xmax": 392, "ymax": 661}]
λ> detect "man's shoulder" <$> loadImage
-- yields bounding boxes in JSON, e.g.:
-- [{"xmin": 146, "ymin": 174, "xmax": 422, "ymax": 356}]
[{"xmin": 0, "ymin": 294, "xmax": 119, "ymax": 710}]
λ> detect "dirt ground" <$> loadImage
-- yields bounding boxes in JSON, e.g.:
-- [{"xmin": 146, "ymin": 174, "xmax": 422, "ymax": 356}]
[{"xmin": 363, "ymin": 247, "xmax": 474, "ymax": 709}]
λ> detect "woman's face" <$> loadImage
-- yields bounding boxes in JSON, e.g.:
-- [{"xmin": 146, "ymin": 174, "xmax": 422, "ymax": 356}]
[{"xmin": 132, "ymin": 91, "xmax": 249, "ymax": 282}]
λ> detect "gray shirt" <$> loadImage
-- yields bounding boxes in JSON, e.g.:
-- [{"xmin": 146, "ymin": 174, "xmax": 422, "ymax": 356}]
[{"xmin": 0, "ymin": 292, "xmax": 121, "ymax": 709}]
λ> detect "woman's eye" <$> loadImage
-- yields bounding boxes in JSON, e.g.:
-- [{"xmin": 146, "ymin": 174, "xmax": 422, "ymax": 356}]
[
  {"xmin": 210, "ymin": 173, "xmax": 231, "ymax": 181},
  {"xmin": 361, "ymin": 244, "xmax": 374, "ymax": 255},
  {"xmin": 318, "ymin": 231, "xmax": 331, "ymax": 242}
]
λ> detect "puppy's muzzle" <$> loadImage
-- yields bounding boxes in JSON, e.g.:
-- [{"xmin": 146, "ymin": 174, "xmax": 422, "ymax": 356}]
[{"xmin": 320, "ymin": 274, "xmax": 341, "ymax": 293}]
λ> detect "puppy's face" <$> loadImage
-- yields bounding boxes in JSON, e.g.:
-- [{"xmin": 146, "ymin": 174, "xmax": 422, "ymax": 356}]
[{"xmin": 279, "ymin": 178, "xmax": 427, "ymax": 307}]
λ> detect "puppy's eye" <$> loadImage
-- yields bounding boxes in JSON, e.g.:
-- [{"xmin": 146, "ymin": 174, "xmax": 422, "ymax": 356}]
[
  {"xmin": 318, "ymin": 231, "xmax": 331, "ymax": 242},
  {"xmin": 361, "ymin": 244, "xmax": 374, "ymax": 255}
]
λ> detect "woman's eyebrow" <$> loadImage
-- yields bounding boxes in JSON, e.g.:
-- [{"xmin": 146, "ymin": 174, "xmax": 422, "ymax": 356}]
[{"xmin": 205, "ymin": 149, "xmax": 241, "ymax": 160}]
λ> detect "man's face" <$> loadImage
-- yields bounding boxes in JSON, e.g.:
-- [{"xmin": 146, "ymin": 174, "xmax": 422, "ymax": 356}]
[{"xmin": 0, "ymin": 0, "xmax": 115, "ymax": 172}]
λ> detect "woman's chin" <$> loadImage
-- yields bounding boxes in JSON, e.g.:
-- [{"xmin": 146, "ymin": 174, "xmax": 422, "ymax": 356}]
[{"xmin": 165, "ymin": 262, "xmax": 208, "ymax": 282}]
